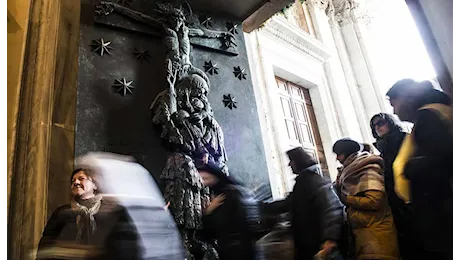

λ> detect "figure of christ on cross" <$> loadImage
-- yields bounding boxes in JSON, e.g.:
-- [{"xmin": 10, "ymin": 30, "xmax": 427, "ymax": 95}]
[{"xmin": 96, "ymin": 1, "xmax": 230, "ymax": 169}]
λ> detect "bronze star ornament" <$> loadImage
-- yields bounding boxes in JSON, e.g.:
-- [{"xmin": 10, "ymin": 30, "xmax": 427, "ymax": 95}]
[
  {"xmin": 204, "ymin": 61, "xmax": 219, "ymax": 75},
  {"xmin": 90, "ymin": 38, "xmax": 113, "ymax": 56},
  {"xmin": 233, "ymin": 66, "xmax": 247, "ymax": 80},
  {"xmin": 226, "ymin": 22, "xmax": 238, "ymax": 34},
  {"xmin": 221, "ymin": 33, "xmax": 237, "ymax": 49},
  {"xmin": 222, "ymin": 94, "xmax": 238, "ymax": 110},
  {"xmin": 112, "ymin": 77, "xmax": 134, "ymax": 96},
  {"xmin": 133, "ymin": 48, "xmax": 151, "ymax": 63}
]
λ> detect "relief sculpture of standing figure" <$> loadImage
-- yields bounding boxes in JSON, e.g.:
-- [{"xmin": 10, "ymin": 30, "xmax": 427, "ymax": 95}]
[
  {"xmin": 96, "ymin": 1, "xmax": 231, "ymax": 169},
  {"xmin": 95, "ymin": 2, "xmax": 235, "ymax": 259}
]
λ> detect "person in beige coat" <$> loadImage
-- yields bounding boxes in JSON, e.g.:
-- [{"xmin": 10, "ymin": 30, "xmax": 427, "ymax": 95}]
[{"xmin": 333, "ymin": 138, "xmax": 399, "ymax": 260}]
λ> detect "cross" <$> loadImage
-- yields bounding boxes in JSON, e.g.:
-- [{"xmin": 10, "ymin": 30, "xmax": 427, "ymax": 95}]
[{"xmin": 93, "ymin": 1, "xmax": 239, "ymax": 56}]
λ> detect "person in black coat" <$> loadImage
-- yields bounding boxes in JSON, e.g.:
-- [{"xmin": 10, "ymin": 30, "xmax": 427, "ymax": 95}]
[
  {"xmin": 370, "ymin": 113, "xmax": 415, "ymax": 259},
  {"xmin": 387, "ymin": 79, "xmax": 452, "ymax": 260},
  {"xmin": 197, "ymin": 161, "xmax": 259, "ymax": 260},
  {"xmin": 37, "ymin": 168, "xmax": 141, "ymax": 260},
  {"xmin": 263, "ymin": 147, "xmax": 344, "ymax": 260}
]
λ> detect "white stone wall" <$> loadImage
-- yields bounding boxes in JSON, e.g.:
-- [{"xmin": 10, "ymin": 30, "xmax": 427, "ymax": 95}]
[{"xmin": 245, "ymin": 1, "xmax": 385, "ymax": 197}]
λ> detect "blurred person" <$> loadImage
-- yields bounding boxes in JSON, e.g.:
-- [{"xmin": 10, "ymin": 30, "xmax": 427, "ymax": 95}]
[
  {"xmin": 197, "ymin": 161, "xmax": 259, "ymax": 260},
  {"xmin": 77, "ymin": 153, "xmax": 185, "ymax": 260},
  {"xmin": 387, "ymin": 79, "xmax": 452, "ymax": 259},
  {"xmin": 263, "ymin": 147, "xmax": 344, "ymax": 260},
  {"xmin": 37, "ymin": 166, "xmax": 142, "ymax": 260},
  {"xmin": 333, "ymin": 138, "xmax": 399, "ymax": 260},
  {"xmin": 256, "ymin": 212, "xmax": 295, "ymax": 260},
  {"xmin": 37, "ymin": 152, "xmax": 185, "ymax": 260},
  {"xmin": 370, "ymin": 113, "xmax": 415, "ymax": 259}
]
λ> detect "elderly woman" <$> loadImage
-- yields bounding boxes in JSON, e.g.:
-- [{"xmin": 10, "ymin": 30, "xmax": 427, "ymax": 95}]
[
  {"xmin": 37, "ymin": 167, "xmax": 142, "ymax": 260},
  {"xmin": 386, "ymin": 79, "xmax": 452, "ymax": 260},
  {"xmin": 333, "ymin": 138, "xmax": 399, "ymax": 260}
]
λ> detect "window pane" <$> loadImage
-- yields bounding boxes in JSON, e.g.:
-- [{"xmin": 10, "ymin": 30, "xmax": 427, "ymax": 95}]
[
  {"xmin": 280, "ymin": 97, "xmax": 292, "ymax": 117},
  {"xmin": 277, "ymin": 80, "xmax": 288, "ymax": 92},
  {"xmin": 299, "ymin": 123, "xmax": 313, "ymax": 143},
  {"xmin": 295, "ymin": 103, "xmax": 307, "ymax": 121},
  {"xmin": 285, "ymin": 120, "xmax": 298, "ymax": 140},
  {"xmin": 291, "ymin": 86, "xmax": 302, "ymax": 97}
]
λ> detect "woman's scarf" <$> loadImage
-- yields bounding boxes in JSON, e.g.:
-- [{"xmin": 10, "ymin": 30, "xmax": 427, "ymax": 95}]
[
  {"xmin": 71, "ymin": 195, "xmax": 102, "ymax": 242},
  {"xmin": 339, "ymin": 152, "xmax": 385, "ymax": 196}
]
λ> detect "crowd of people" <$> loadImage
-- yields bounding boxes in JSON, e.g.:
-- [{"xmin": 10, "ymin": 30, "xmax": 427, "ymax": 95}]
[{"xmin": 37, "ymin": 79, "xmax": 452, "ymax": 260}]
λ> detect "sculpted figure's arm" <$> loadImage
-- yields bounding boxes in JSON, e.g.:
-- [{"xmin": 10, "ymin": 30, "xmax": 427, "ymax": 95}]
[
  {"xmin": 188, "ymin": 27, "xmax": 236, "ymax": 47},
  {"xmin": 96, "ymin": 1, "xmax": 164, "ymax": 30}
]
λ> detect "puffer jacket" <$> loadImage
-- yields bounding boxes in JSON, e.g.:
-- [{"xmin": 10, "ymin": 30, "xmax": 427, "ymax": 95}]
[
  {"xmin": 344, "ymin": 190, "xmax": 399, "ymax": 260},
  {"xmin": 339, "ymin": 153, "xmax": 399, "ymax": 260},
  {"xmin": 263, "ymin": 167, "xmax": 344, "ymax": 260}
]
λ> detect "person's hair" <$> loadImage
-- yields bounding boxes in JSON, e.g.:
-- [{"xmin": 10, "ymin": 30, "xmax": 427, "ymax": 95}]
[
  {"xmin": 70, "ymin": 168, "xmax": 99, "ymax": 190},
  {"xmin": 386, "ymin": 79, "xmax": 418, "ymax": 100},
  {"xmin": 333, "ymin": 138, "xmax": 362, "ymax": 159},
  {"xmin": 369, "ymin": 113, "xmax": 403, "ymax": 139},
  {"xmin": 386, "ymin": 79, "xmax": 451, "ymax": 121},
  {"xmin": 286, "ymin": 147, "xmax": 318, "ymax": 173},
  {"xmin": 196, "ymin": 161, "xmax": 242, "ymax": 187}
]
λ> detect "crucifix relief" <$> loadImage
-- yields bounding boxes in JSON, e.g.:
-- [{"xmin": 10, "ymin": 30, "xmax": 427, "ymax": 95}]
[{"xmin": 93, "ymin": 1, "xmax": 237, "ymax": 259}]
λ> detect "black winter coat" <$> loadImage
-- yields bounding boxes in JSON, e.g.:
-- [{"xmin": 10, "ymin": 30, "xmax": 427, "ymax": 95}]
[
  {"xmin": 37, "ymin": 200, "xmax": 142, "ymax": 260},
  {"xmin": 264, "ymin": 169, "xmax": 344, "ymax": 260},
  {"xmin": 202, "ymin": 184, "xmax": 258, "ymax": 260},
  {"xmin": 405, "ymin": 107, "xmax": 452, "ymax": 258},
  {"xmin": 375, "ymin": 131, "xmax": 417, "ymax": 259},
  {"xmin": 374, "ymin": 130, "xmax": 407, "ymax": 208}
]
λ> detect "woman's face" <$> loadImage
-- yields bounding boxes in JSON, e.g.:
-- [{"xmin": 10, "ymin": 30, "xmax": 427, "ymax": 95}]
[
  {"xmin": 372, "ymin": 116, "xmax": 390, "ymax": 137},
  {"xmin": 198, "ymin": 170, "xmax": 219, "ymax": 187}
]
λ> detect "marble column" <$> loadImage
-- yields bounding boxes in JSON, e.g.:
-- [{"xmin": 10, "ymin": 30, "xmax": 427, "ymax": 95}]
[
  {"xmin": 335, "ymin": 0, "xmax": 386, "ymax": 119},
  {"xmin": 306, "ymin": 0, "xmax": 364, "ymax": 141},
  {"xmin": 326, "ymin": 1, "xmax": 374, "ymax": 143}
]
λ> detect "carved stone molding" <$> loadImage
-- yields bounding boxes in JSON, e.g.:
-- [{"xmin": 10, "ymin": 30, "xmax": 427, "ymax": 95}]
[
  {"xmin": 309, "ymin": 0, "xmax": 330, "ymax": 11},
  {"xmin": 332, "ymin": 0, "xmax": 372, "ymax": 26},
  {"xmin": 351, "ymin": 7, "xmax": 372, "ymax": 26},
  {"xmin": 261, "ymin": 16, "xmax": 332, "ymax": 63},
  {"xmin": 332, "ymin": 0, "xmax": 355, "ymax": 26}
]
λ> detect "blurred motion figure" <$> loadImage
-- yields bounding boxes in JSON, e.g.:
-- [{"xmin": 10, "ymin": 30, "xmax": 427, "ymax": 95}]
[
  {"xmin": 263, "ymin": 147, "xmax": 344, "ymax": 260},
  {"xmin": 37, "ymin": 152, "xmax": 185, "ymax": 260},
  {"xmin": 37, "ymin": 167, "xmax": 141, "ymax": 259}
]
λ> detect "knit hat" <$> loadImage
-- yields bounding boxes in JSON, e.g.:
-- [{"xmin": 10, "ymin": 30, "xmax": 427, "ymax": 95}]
[
  {"xmin": 286, "ymin": 147, "xmax": 318, "ymax": 173},
  {"xmin": 333, "ymin": 138, "xmax": 363, "ymax": 159}
]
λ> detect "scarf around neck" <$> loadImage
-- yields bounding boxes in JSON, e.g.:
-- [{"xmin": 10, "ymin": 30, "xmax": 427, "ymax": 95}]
[
  {"xmin": 71, "ymin": 194, "xmax": 102, "ymax": 242},
  {"xmin": 339, "ymin": 152, "xmax": 385, "ymax": 196}
]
